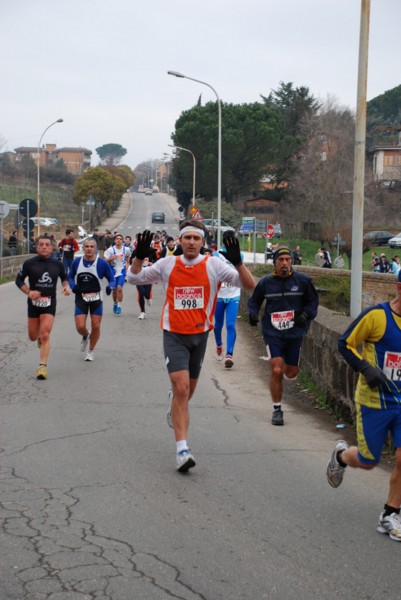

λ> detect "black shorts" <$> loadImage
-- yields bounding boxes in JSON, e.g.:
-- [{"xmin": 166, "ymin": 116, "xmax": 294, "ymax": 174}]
[
  {"xmin": 28, "ymin": 297, "xmax": 57, "ymax": 318},
  {"xmin": 75, "ymin": 295, "xmax": 103, "ymax": 316},
  {"xmin": 163, "ymin": 330, "xmax": 209, "ymax": 379}
]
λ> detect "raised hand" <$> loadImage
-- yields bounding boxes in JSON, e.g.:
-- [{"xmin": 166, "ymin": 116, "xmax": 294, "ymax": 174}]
[{"xmin": 135, "ymin": 230, "xmax": 153, "ymax": 260}]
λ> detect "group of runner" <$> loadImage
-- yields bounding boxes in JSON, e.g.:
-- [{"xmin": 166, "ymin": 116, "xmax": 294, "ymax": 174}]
[{"xmin": 15, "ymin": 219, "xmax": 401, "ymax": 541}]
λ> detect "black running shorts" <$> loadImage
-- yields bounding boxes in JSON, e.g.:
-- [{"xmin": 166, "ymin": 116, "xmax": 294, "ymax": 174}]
[{"xmin": 163, "ymin": 330, "xmax": 209, "ymax": 379}]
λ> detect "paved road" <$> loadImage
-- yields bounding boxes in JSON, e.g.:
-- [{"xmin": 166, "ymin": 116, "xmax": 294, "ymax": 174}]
[{"xmin": 0, "ymin": 192, "xmax": 399, "ymax": 599}]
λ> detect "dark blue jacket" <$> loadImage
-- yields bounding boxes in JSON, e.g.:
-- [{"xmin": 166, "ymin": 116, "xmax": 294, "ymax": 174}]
[{"xmin": 248, "ymin": 270, "xmax": 319, "ymax": 341}]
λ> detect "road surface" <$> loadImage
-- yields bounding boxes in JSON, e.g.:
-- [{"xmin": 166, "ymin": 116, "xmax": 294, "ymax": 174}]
[{"xmin": 0, "ymin": 192, "xmax": 399, "ymax": 599}]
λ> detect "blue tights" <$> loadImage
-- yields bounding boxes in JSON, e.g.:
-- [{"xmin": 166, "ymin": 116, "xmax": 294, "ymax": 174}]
[{"xmin": 213, "ymin": 299, "xmax": 239, "ymax": 356}]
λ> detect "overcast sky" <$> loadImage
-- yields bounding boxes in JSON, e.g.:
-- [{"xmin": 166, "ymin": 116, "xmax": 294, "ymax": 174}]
[{"xmin": 1, "ymin": 0, "xmax": 400, "ymax": 170}]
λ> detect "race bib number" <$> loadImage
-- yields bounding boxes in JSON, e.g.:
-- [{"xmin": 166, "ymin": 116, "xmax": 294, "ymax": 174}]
[
  {"xmin": 82, "ymin": 292, "xmax": 101, "ymax": 303},
  {"xmin": 174, "ymin": 286, "xmax": 204, "ymax": 310},
  {"xmin": 383, "ymin": 351, "xmax": 401, "ymax": 382},
  {"xmin": 32, "ymin": 296, "xmax": 51, "ymax": 308},
  {"xmin": 271, "ymin": 310, "xmax": 294, "ymax": 330}
]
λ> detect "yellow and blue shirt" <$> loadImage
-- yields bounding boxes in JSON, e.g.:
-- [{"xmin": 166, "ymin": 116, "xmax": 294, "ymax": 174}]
[{"xmin": 338, "ymin": 302, "xmax": 401, "ymax": 409}]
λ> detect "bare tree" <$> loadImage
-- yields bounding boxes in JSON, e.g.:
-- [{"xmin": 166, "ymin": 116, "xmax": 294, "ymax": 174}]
[{"xmin": 284, "ymin": 97, "xmax": 356, "ymax": 242}]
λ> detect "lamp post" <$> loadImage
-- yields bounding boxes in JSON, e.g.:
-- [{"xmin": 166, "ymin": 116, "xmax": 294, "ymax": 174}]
[
  {"xmin": 169, "ymin": 144, "xmax": 196, "ymax": 207},
  {"xmin": 168, "ymin": 70, "xmax": 222, "ymax": 247},
  {"xmin": 36, "ymin": 118, "xmax": 63, "ymax": 236}
]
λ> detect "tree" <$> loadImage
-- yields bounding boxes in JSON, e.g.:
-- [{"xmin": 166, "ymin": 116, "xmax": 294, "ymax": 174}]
[
  {"xmin": 102, "ymin": 165, "xmax": 135, "ymax": 189},
  {"xmin": 284, "ymin": 98, "xmax": 356, "ymax": 245},
  {"xmin": 171, "ymin": 101, "xmax": 280, "ymax": 210},
  {"xmin": 95, "ymin": 143, "xmax": 127, "ymax": 166},
  {"xmin": 261, "ymin": 82, "xmax": 320, "ymax": 186},
  {"xmin": 73, "ymin": 167, "xmax": 126, "ymax": 216}
]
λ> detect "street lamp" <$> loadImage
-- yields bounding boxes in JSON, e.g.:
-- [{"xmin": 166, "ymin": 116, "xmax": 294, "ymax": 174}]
[
  {"xmin": 36, "ymin": 118, "xmax": 63, "ymax": 236},
  {"xmin": 168, "ymin": 70, "xmax": 222, "ymax": 247},
  {"xmin": 168, "ymin": 144, "xmax": 196, "ymax": 207}
]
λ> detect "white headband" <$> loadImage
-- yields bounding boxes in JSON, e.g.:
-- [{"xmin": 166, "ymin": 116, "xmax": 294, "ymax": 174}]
[{"xmin": 179, "ymin": 226, "xmax": 205, "ymax": 238}]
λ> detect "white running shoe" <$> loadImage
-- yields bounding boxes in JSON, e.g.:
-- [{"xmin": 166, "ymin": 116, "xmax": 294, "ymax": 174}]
[
  {"xmin": 167, "ymin": 389, "xmax": 174, "ymax": 428},
  {"xmin": 326, "ymin": 440, "xmax": 348, "ymax": 488},
  {"xmin": 377, "ymin": 512, "xmax": 401, "ymax": 541},
  {"xmin": 138, "ymin": 312, "xmax": 146, "ymax": 320},
  {"xmin": 176, "ymin": 449, "xmax": 196, "ymax": 472},
  {"xmin": 146, "ymin": 298, "xmax": 152, "ymax": 306},
  {"xmin": 85, "ymin": 351, "xmax": 94, "ymax": 361},
  {"xmin": 215, "ymin": 346, "xmax": 223, "ymax": 361},
  {"xmin": 80, "ymin": 335, "xmax": 89, "ymax": 352}
]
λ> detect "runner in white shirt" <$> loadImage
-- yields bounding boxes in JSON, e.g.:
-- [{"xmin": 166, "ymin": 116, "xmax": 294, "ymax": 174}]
[{"xmin": 104, "ymin": 233, "xmax": 131, "ymax": 315}]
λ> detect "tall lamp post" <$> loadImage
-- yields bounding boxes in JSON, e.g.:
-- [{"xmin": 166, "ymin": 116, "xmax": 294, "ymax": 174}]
[
  {"xmin": 36, "ymin": 118, "xmax": 63, "ymax": 236},
  {"xmin": 168, "ymin": 70, "xmax": 222, "ymax": 247},
  {"xmin": 168, "ymin": 144, "xmax": 196, "ymax": 207}
]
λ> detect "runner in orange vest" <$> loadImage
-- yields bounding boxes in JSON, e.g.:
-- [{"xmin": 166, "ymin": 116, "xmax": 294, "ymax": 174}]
[{"xmin": 127, "ymin": 220, "xmax": 255, "ymax": 472}]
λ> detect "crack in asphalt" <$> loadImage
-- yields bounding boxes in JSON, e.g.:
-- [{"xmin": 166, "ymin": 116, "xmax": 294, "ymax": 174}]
[
  {"xmin": 3, "ymin": 428, "xmax": 113, "ymax": 457},
  {"xmin": 0, "ymin": 466, "xmax": 209, "ymax": 600}
]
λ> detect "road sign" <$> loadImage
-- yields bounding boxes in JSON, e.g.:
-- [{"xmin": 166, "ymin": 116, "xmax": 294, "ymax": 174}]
[
  {"xmin": 86, "ymin": 195, "xmax": 95, "ymax": 206},
  {"xmin": 22, "ymin": 218, "xmax": 34, "ymax": 232},
  {"xmin": 0, "ymin": 201, "xmax": 10, "ymax": 218},
  {"xmin": 267, "ymin": 224, "xmax": 274, "ymax": 239},
  {"xmin": 241, "ymin": 217, "xmax": 255, "ymax": 233},
  {"xmin": 19, "ymin": 198, "xmax": 37, "ymax": 218},
  {"xmin": 255, "ymin": 218, "xmax": 267, "ymax": 233},
  {"xmin": 192, "ymin": 210, "xmax": 203, "ymax": 220}
]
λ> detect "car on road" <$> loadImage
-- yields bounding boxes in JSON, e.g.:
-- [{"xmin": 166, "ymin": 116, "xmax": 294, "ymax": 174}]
[
  {"xmin": 151, "ymin": 211, "xmax": 165, "ymax": 224},
  {"xmin": 363, "ymin": 230, "xmax": 394, "ymax": 246},
  {"xmin": 388, "ymin": 232, "xmax": 401, "ymax": 248},
  {"xmin": 202, "ymin": 218, "xmax": 234, "ymax": 234},
  {"xmin": 145, "ymin": 189, "xmax": 153, "ymax": 196}
]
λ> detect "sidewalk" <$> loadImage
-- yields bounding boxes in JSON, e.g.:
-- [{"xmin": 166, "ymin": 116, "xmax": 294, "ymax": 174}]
[{"xmin": 98, "ymin": 192, "xmax": 133, "ymax": 232}]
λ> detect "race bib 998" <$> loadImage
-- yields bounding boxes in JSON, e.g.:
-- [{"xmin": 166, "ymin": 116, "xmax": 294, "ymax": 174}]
[{"xmin": 174, "ymin": 286, "xmax": 204, "ymax": 310}]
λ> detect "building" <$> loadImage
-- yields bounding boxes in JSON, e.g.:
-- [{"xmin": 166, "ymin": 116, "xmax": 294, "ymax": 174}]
[
  {"xmin": 14, "ymin": 144, "xmax": 92, "ymax": 175},
  {"xmin": 369, "ymin": 127, "xmax": 401, "ymax": 183}
]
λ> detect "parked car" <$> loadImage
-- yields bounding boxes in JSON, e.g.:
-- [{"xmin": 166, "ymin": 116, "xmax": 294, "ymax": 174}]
[
  {"xmin": 145, "ymin": 189, "xmax": 153, "ymax": 196},
  {"xmin": 151, "ymin": 211, "xmax": 165, "ymax": 224},
  {"xmin": 31, "ymin": 217, "xmax": 58, "ymax": 228},
  {"xmin": 202, "ymin": 218, "xmax": 234, "ymax": 234},
  {"xmin": 363, "ymin": 230, "xmax": 394, "ymax": 246},
  {"xmin": 388, "ymin": 232, "xmax": 401, "ymax": 248}
]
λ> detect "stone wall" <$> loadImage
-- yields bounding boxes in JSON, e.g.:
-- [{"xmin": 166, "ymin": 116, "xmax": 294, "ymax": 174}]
[
  {"xmin": 0, "ymin": 254, "xmax": 32, "ymax": 279},
  {"xmin": 292, "ymin": 265, "xmax": 397, "ymax": 308}
]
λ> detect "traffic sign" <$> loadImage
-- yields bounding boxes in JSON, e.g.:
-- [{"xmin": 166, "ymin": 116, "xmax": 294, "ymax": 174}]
[
  {"xmin": 192, "ymin": 210, "xmax": 203, "ymax": 220},
  {"xmin": 19, "ymin": 198, "xmax": 37, "ymax": 218},
  {"xmin": 0, "ymin": 201, "xmax": 10, "ymax": 218},
  {"xmin": 255, "ymin": 218, "xmax": 267, "ymax": 233},
  {"xmin": 267, "ymin": 224, "xmax": 275, "ymax": 239},
  {"xmin": 22, "ymin": 218, "xmax": 34, "ymax": 232},
  {"xmin": 241, "ymin": 217, "xmax": 255, "ymax": 232}
]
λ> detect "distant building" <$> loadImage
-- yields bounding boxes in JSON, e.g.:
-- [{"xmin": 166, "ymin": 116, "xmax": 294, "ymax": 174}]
[
  {"xmin": 13, "ymin": 144, "xmax": 92, "ymax": 175},
  {"xmin": 369, "ymin": 127, "xmax": 401, "ymax": 183}
]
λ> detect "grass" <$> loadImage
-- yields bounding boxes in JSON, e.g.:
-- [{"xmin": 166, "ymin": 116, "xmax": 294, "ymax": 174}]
[
  {"xmin": 238, "ymin": 234, "xmax": 395, "ymax": 272},
  {"xmin": 0, "ymin": 181, "xmax": 82, "ymax": 229}
]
